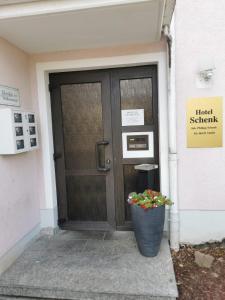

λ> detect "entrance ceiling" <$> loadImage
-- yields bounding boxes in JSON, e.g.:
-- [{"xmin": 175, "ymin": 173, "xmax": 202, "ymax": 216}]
[{"xmin": 0, "ymin": 0, "xmax": 175, "ymax": 54}]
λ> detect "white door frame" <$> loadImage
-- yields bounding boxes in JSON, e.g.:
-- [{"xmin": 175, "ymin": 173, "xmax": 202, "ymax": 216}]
[{"xmin": 36, "ymin": 52, "xmax": 169, "ymax": 228}]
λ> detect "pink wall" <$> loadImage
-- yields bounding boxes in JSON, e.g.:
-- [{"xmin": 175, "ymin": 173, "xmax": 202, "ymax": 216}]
[
  {"xmin": 176, "ymin": 0, "xmax": 225, "ymax": 210},
  {"xmin": 0, "ymin": 38, "xmax": 40, "ymax": 258}
]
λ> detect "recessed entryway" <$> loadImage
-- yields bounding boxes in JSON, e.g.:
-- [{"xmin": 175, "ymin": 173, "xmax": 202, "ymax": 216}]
[{"xmin": 49, "ymin": 65, "xmax": 159, "ymax": 231}]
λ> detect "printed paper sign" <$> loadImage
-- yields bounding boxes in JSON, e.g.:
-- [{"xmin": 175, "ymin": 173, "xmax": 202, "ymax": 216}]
[
  {"xmin": 186, "ymin": 97, "xmax": 223, "ymax": 148},
  {"xmin": 121, "ymin": 109, "xmax": 144, "ymax": 126},
  {"xmin": 0, "ymin": 85, "xmax": 20, "ymax": 107}
]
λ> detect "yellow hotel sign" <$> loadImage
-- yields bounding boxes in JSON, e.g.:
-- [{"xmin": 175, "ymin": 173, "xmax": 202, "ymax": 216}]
[{"xmin": 187, "ymin": 97, "xmax": 223, "ymax": 148}]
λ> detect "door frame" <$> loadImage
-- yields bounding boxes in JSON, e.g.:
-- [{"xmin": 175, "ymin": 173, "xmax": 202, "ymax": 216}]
[{"xmin": 36, "ymin": 52, "xmax": 169, "ymax": 229}]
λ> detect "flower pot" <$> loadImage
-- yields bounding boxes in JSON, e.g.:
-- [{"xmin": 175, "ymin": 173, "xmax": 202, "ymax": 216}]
[{"xmin": 131, "ymin": 204, "xmax": 165, "ymax": 257}]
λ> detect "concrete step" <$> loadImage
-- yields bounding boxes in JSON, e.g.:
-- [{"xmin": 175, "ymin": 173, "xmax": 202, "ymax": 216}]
[
  {"xmin": 0, "ymin": 296, "xmax": 176, "ymax": 300},
  {"xmin": 0, "ymin": 231, "xmax": 178, "ymax": 300}
]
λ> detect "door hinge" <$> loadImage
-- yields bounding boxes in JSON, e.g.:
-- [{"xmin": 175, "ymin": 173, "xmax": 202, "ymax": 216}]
[
  {"xmin": 48, "ymin": 83, "xmax": 58, "ymax": 93},
  {"xmin": 58, "ymin": 218, "xmax": 66, "ymax": 226},
  {"xmin": 53, "ymin": 152, "xmax": 62, "ymax": 161}
]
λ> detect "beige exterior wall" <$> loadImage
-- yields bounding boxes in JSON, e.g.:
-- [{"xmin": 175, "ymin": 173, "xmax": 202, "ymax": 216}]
[
  {"xmin": 32, "ymin": 41, "xmax": 166, "ymax": 63},
  {"xmin": 0, "ymin": 38, "xmax": 40, "ymax": 258},
  {"xmin": 175, "ymin": 0, "xmax": 225, "ymax": 243},
  {"xmin": 175, "ymin": 0, "xmax": 225, "ymax": 210}
]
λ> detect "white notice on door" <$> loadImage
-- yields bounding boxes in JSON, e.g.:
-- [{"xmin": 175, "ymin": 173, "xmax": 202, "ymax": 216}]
[{"xmin": 121, "ymin": 109, "xmax": 144, "ymax": 126}]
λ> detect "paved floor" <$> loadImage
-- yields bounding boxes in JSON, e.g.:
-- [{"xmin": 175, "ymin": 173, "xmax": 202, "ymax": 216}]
[{"xmin": 0, "ymin": 231, "xmax": 178, "ymax": 300}]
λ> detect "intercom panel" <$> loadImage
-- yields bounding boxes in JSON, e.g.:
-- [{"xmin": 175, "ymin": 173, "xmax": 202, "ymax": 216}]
[{"xmin": 122, "ymin": 132, "xmax": 154, "ymax": 158}]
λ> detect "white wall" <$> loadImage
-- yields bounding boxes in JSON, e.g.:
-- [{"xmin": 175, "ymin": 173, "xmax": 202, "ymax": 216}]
[{"xmin": 175, "ymin": 0, "xmax": 225, "ymax": 243}]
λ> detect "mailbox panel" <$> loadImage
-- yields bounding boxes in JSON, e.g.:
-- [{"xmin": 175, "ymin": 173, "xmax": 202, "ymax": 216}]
[{"xmin": 0, "ymin": 108, "xmax": 38, "ymax": 155}]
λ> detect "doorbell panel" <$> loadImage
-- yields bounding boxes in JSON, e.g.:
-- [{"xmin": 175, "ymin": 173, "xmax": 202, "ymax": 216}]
[{"xmin": 122, "ymin": 132, "xmax": 154, "ymax": 158}]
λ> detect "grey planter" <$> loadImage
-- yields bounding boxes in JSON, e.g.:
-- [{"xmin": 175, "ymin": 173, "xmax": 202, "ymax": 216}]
[{"xmin": 131, "ymin": 204, "xmax": 165, "ymax": 257}]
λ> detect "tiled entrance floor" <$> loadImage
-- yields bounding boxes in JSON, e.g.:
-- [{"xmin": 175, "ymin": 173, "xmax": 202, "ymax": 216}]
[{"xmin": 0, "ymin": 231, "xmax": 178, "ymax": 300}]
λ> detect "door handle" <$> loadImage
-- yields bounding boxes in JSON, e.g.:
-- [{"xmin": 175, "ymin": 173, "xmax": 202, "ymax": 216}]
[
  {"xmin": 96, "ymin": 140, "xmax": 110, "ymax": 172},
  {"xmin": 96, "ymin": 140, "xmax": 109, "ymax": 146}
]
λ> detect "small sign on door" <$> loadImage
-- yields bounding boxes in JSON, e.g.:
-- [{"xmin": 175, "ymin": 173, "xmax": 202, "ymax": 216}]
[{"xmin": 121, "ymin": 109, "xmax": 144, "ymax": 126}]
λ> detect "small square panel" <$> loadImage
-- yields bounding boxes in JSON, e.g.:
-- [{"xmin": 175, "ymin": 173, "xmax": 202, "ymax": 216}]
[
  {"xmin": 15, "ymin": 126, "xmax": 23, "ymax": 136},
  {"xmin": 16, "ymin": 139, "xmax": 24, "ymax": 150},
  {"xmin": 30, "ymin": 138, "xmax": 37, "ymax": 147},
  {"xmin": 127, "ymin": 135, "xmax": 149, "ymax": 151},
  {"xmin": 122, "ymin": 132, "xmax": 154, "ymax": 158},
  {"xmin": 28, "ymin": 114, "xmax": 35, "ymax": 123},
  {"xmin": 29, "ymin": 126, "xmax": 36, "ymax": 135},
  {"xmin": 14, "ymin": 113, "xmax": 22, "ymax": 123}
]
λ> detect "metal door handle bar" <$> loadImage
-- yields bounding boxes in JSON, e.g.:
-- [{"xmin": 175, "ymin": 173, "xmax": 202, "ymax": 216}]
[
  {"xmin": 96, "ymin": 140, "xmax": 110, "ymax": 172},
  {"xmin": 96, "ymin": 141, "xmax": 109, "ymax": 146}
]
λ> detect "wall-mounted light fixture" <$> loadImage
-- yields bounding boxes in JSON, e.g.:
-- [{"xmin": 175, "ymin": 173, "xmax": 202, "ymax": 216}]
[{"xmin": 199, "ymin": 68, "xmax": 215, "ymax": 82}]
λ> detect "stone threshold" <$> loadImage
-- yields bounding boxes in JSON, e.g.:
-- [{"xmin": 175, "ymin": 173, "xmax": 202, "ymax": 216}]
[{"xmin": 0, "ymin": 231, "xmax": 178, "ymax": 300}]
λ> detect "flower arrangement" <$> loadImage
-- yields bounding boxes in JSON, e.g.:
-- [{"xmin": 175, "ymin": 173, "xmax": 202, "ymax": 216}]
[{"xmin": 128, "ymin": 189, "xmax": 173, "ymax": 210}]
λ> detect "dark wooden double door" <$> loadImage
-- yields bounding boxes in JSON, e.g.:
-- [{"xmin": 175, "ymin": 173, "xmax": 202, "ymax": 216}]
[{"xmin": 50, "ymin": 65, "xmax": 159, "ymax": 231}]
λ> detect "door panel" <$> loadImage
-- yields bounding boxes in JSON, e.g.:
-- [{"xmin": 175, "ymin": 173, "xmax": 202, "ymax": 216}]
[
  {"xmin": 61, "ymin": 83, "xmax": 103, "ymax": 170},
  {"xmin": 111, "ymin": 66, "xmax": 159, "ymax": 228},
  {"xmin": 123, "ymin": 164, "xmax": 145, "ymax": 221},
  {"xmin": 66, "ymin": 175, "xmax": 107, "ymax": 221},
  {"xmin": 61, "ymin": 82, "xmax": 107, "ymax": 222},
  {"xmin": 50, "ymin": 70, "xmax": 115, "ymax": 230}
]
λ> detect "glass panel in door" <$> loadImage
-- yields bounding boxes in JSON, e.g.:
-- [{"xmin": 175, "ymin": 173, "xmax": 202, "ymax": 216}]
[
  {"xmin": 61, "ymin": 83, "xmax": 107, "ymax": 222},
  {"xmin": 120, "ymin": 78, "xmax": 153, "ymax": 125}
]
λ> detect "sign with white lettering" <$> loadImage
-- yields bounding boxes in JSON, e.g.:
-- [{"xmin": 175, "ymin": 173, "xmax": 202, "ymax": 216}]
[
  {"xmin": 121, "ymin": 109, "xmax": 144, "ymax": 126},
  {"xmin": 0, "ymin": 85, "xmax": 20, "ymax": 107},
  {"xmin": 187, "ymin": 97, "xmax": 223, "ymax": 147}
]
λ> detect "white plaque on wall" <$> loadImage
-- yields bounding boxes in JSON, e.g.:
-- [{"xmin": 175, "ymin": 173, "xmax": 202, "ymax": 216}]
[
  {"xmin": 0, "ymin": 85, "xmax": 20, "ymax": 107},
  {"xmin": 121, "ymin": 109, "xmax": 144, "ymax": 126}
]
